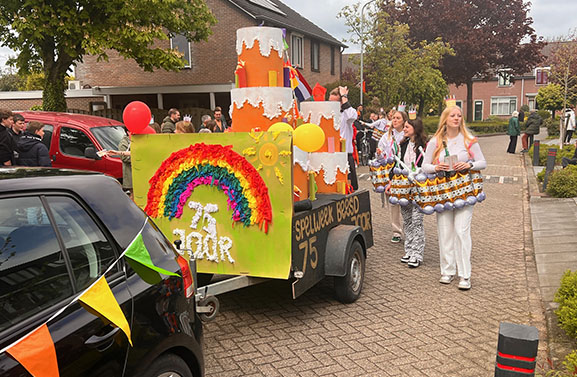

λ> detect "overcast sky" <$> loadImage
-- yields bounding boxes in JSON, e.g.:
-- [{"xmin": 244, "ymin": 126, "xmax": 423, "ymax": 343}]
[{"xmin": 0, "ymin": 0, "xmax": 575, "ymax": 70}]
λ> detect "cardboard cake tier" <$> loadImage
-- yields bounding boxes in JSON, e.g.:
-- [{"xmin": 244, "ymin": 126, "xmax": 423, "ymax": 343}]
[
  {"xmin": 230, "ymin": 87, "xmax": 294, "ymax": 132},
  {"xmin": 236, "ymin": 27, "xmax": 284, "ymax": 88},
  {"xmin": 300, "ymin": 102, "xmax": 342, "ymax": 153}
]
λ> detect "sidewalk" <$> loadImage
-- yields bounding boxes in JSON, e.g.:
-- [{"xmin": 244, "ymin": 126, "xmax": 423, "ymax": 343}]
[{"xmin": 525, "ymin": 134, "xmax": 577, "ymax": 365}]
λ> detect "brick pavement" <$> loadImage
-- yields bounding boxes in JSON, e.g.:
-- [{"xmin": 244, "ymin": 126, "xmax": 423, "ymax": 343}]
[{"xmin": 202, "ymin": 134, "xmax": 547, "ymax": 377}]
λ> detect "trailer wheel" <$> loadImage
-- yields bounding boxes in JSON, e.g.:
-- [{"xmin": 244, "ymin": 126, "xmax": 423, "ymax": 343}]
[
  {"xmin": 334, "ymin": 240, "xmax": 365, "ymax": 303},
  {"xmin": 198, "ymin": 295, "xmax": 219, "ymax": 322}
]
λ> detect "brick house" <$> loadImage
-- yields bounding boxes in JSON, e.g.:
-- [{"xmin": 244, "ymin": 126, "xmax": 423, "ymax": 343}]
[{"xmin": 74, "ymin": 0, "xmax": 346, "ymax": 115}]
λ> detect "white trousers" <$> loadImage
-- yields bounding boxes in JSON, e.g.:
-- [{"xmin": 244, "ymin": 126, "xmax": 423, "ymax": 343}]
[
  {"xmin": 436, "ymin": 206, "xmax": 474, "ymax": 279},
  {"xmin": 385, "ymin": 195, "xmax": 403, "ymax": 237}
]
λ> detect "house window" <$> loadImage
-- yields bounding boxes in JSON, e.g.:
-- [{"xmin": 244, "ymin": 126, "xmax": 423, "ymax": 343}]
[
  {"xmin": 535, "ymin": 67, "xmax": 550, "ymax": 85},
  {"xmin": 330, "ymin": 46, "xmax": 335, "ymax": 75},
  {"xmin": 455, "ymin": 101, "xmax": 463, "ymax": 108},
  {"xmin": 498, "ymin": 70, "xmax": 512, "ymax": 87},
  {"xmin": 311, "ymin": 40, "xmax": 320, "ymax": 72},
  {"xmin": 170, "ymin": 34, "xmax": 191, "ymax": 68},
  {"xmin": 291, "ymin": 34, "xmax": 304, "ymax": 68},
  {"xmin": 491, "ymin": 96, "xmax": 517, "ymax": 116},
  {"xmin": 527, "ymin": 95, "xmax": 536, "ymax": 111}
]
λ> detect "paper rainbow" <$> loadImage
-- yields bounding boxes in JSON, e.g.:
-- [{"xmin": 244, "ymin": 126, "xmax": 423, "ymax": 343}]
[{"xmin": 145, "ymin": 143, "xmax": 273, "ymax": 232}]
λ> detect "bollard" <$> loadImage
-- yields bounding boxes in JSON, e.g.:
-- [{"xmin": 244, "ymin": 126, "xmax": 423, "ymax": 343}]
[
  {"xmin": 495, "ymin": 322, "xmax": 539, "ymax": 377},
  {"xmin": 532, "ymin": 140, "xmax": 540, "ymax": 166},
  {"xmin": 542, "ymin": 148, "xmax": 557, "ymax": 191}
]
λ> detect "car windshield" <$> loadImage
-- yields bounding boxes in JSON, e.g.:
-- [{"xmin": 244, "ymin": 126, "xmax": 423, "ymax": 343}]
[{"xmin": 91, "ymin": 126, "xmax": 126, "ymax": 151}]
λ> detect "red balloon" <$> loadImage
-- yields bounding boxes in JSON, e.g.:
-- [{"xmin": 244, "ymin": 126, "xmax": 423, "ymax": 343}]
[
  {"xmin": 123, "ymin": 101, "xmax": 151, "ymax": 133},
  {"xmin": 137, "ymin": 126, "xmax": 156, "ymax": 134}
]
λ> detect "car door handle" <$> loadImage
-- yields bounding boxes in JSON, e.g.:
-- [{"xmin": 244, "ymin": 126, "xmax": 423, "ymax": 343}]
[
  {"xmin": 84, "ymin": 327, "xmax": 121, "ymax": 351},
  {"xmin": 51, "ymin": 154, "xmax": 57, "ymax": 162}
]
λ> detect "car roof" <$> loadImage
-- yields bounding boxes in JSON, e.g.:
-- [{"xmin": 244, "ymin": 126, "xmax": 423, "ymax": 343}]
[
  {"xmin": 17, "ymin": 111, "xmax": 124, "ymax": 129},
  {"xmin": 0, "ymin": 168, "xmax": 146, "ymax": 249}
]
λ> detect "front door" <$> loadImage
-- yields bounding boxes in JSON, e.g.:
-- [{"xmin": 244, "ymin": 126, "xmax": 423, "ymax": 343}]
[{"xmin": 474, "ymin": 101, "xmax": 483, "ymax": 121}]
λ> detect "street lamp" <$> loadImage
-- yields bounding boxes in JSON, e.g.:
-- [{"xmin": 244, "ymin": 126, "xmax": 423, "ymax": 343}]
[{"xmin": 360, "ymin": 0, "xmax": 377, "ymax": 106}]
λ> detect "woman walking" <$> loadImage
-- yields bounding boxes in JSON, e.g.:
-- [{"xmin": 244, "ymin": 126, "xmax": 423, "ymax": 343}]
[
  {"xmin": 507, "ymin": 111, "xmax": 520, "ymax": 154},
  {"xmin": 422, "ymin": 106, "xmax": 486, "ymax": 290},
  {"xmin": 396, "ymin": 117, "xmax": 427, "ymax": 268},
  {"xmin": 377, "ymin": 110, "xmax": 406, "ymax": 243}
]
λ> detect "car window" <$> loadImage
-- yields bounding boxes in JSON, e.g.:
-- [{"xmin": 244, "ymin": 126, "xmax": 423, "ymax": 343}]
[
  {"xmin": 0, "ymin": 197, "xmax": 73, "ymax": 333},
  {"xmin": 41, "ymin": 124, "xmax": 54, "ymax": 150},
  {"xmin": 60, "ymin": 127, "xmax": 95, "ymax": 157},
  {"xmin": 46, "ymin": 196, "xmax": 118, "ymax": 291},
  {"xmin": 91, "ymin": 126, "xmax": 126, "ymax": 151}
]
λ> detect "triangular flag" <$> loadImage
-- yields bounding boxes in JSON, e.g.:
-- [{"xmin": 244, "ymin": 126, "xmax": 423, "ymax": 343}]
[
  {"xmin": 79, "ymin": 276, "xmax": 132, "ymax": 346},
  {"xmin": 124, "ymin": 234, "xmax": 180, "ymax": 285},
  {"xmin": 312, "ymin": 83, "xmax": 327, "ymax": 101},
  {"xmin": 7, "ymin": 324, "xmax": 59, "ymax": 377}
]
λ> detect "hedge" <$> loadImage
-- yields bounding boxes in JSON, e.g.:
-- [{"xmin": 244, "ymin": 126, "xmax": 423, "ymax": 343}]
[
  {"xmin": 528, "ymin": 144, "xmax": 576, "ymax": 166},
  {"xmin": 546, "ymin": 165, "xmax": 577, "ymax": 198},
  {"xmin": 555, "ymin": 271, "xmax": 577, "ymax": 374}
]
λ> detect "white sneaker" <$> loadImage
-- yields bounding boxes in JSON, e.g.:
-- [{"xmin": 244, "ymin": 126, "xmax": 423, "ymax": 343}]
[
  {"xmin": 439, "ymin": 275, "xmax": 454, "ymax": 284},
  {"xmin": 400, "ymin": 253, "xmax": 411, "ymax": 263},
  {"xmin": 458, "ymin": 278, "xmax": 471, "ymax": 290},
  {"xmin": 407, "ymin": 257, "xmax": 420, "ymax": 268}
]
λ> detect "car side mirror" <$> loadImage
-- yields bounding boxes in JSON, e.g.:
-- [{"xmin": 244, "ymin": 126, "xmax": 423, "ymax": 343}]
[{"xmin": 84, "ymin": 147, "xmax": 101, "ymax": 160}]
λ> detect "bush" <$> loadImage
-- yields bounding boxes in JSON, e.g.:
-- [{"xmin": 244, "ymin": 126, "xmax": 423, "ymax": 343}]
[
  {"xmin": 422, "ymin": 116, "xmax": 508, "ymax": 136},
  {"xmin": 529, "ymin": 144, "xmax": 576, "ymax": 166},
  {"xmin": 547, "ymin": 165, "xmax": 577, "ymax": 197},
  {"xmin": 563, "ymin": 350, "xmax": 577, "ymax": 375},
  {"xmin": 537, "ymin": 169, "xmax": 546, "ymax": 182},
  {"xmin": 30, "ymin": 104, "xmax": 43, "ymax": 111},
  {"xmin": 547, "ymin": 118, "xmax": 560, "ymax": 137},
  {"xmin": 539, "ymin": 109, "xmax": 552, "ymax": 120}
]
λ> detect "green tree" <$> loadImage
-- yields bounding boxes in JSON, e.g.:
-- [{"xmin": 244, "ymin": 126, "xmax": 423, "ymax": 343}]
[
  {"xmin": 0, "ymin": 0, "xmax": 216, "ymax": 111},
  {"xmin": 0, "ymin": 67, "xmax": 23, "ymax": 91},
  {"xmin": 536, "ymin": 84, "xmax": 564, "ymax": 113},
  {"xmin": 339, "ymin": 3, "xmax": 453, "ymax": 115}
]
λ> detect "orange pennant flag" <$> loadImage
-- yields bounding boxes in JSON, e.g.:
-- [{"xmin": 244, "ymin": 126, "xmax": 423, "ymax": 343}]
[
  {"xmin": 79, "ymin": 276, "xmax": 132, "ymax": 346},
  {"xmin": 7, "ymin": 324, "xmax": 59, "ymax": 377}
]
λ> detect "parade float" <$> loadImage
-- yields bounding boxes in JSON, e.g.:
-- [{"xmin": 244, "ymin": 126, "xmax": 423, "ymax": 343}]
[{"xmin": 131, "ymin": 26, "xmax": 373, "ymax": 317}]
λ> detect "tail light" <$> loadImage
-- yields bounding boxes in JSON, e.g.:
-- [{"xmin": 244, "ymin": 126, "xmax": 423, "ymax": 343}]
[{"xmin": 176, "ymin": 256, "xmax": 194, "ymax": 298}]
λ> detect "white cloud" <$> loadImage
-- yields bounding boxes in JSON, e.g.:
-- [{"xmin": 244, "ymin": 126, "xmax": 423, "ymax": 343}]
[{"xmin": 530, "ymin": 0, "xmax": 577, "ymax": 39}]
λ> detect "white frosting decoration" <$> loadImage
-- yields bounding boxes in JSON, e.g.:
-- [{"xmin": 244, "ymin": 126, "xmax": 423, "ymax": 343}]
[
  {"xmin": 293, "ymin": 146, "xmax": 309, "ymax": 172},
  {"xmin": 308, "ymin": 152, "xmax": 350, "ymax": 185},
  {"xmin": 300, "ymin": 102, "xmax": 341, "ymax": 131},
  {"xmin": 231, "ymin": 87, "xmax": 294, "ymax": 120},
  {"xmin": 236, "ymin": 27, "xmax": 284, "ymax": 59}
]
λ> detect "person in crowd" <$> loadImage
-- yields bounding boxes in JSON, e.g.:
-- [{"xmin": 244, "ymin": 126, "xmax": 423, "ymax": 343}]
[
  {"xmin": 392, "ymin": 117, "xmax": 427, "ymax": 267},
  {"xmin": 16, "ymin": 121, "xmax": 51, "ymax": 167},
  {"xmin": 422, "ymin": 106, "xmax": 487, "ymax": 290},
  {"xmin": 520, "ymin": 110, "xmax": 542, "ymax": 152},
  {"xmin": 518, "ymin": 106, "xmax": 525, "ymax": 127},
  {"xmin": 10, "ymin": 113, "xmax": 26, "ymax": 142},
  {"xmin": 562, "ymin": 140, "xmax": 577, "ymax": 168},
  {"xmin": 564, "ymin": 107, "xmax": 575, "ymax": 144},
  {"xmin": 149, "ymin": 122, "xmax": 161, "ymax": 134},
  {"xmin": 376, "ymin": 110, "xmax": 407, "ymax": 243},
  {"xmin": 357, "ymin": 105, "xmax": 364, "ymax": 121},
  {"xmin": 116, "ymin": 131, "xmax": 132, "ymax": 199},
  {"xmin": 329, "ymin": 86, "xmax": 358, "ymax": 191},
  {"xmin": 161, "ymin": 108, "xmax": 180, "ymax": 133},
  {"xmin": 506, "ymin": 111, "xmax": 520, "ymax": 154},
  {"xmin": 0, "ymin": 109, "xmax": 16, "ymax": 166},
  {"xmin": 205, "ymin": 120, "xmax": 217, "ymax": 133},
  {"xmin": 213, "ymin": 106, "xmax": 228, "ymax": 132},
  {"xmin": 175, "ymin": 120, "xmax": 195, "ymax": 134},
  {"xmin": 201, "ymin": 115, "xmax": 212, "ymax": 131},
  {"xmin": 199, "ymin": 127, "xmax": 212, "ymax": 134}
]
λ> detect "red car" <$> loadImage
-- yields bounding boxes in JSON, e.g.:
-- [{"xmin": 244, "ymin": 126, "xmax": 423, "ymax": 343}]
[{"xmin": 17, "ymin": 111, "xmax": 125, "ymax": 180}]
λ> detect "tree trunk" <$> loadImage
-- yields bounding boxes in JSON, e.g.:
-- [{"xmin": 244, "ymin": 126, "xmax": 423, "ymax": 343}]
[
  {"xmin": 466, "ymin": 79, "xmax": 474, "ymax": 123},
  {"xmin": 42, "ymin": 68, "xmax": 67, "ymax": 112},
  {"xmin": 418, "ymin": 97, "xmax": 425, "ymax": 117}
]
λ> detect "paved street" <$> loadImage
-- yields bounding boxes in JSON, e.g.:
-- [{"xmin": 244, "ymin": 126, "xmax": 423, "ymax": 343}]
[{"xmin": 203, "ymin": 134, "xmax": 547, "ymax": 377}]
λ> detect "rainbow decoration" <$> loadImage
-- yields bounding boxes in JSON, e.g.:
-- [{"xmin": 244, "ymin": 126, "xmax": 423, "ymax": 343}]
[{"xmin": 145, "ymin": 143, "xmax": 273, "ymax": 232}]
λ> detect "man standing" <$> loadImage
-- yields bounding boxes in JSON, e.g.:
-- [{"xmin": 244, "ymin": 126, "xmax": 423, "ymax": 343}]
[
  {"xmin": 10, "ymin": 113, "xmax": 26, "ymax": 142},
  {"xmin": 0, "ymin": 109, "xmax": 17, "ymax": 165},
  {"xmin": 329, "ymin": 86, "xmax": 358, "ymax": 191},
  {"xmin": 161, "ymin": 108, "xmax": 180, "ymax": 133},
  {"xmin": 213, "ymin": 106, "xmax": 228, "ymax": 132}
]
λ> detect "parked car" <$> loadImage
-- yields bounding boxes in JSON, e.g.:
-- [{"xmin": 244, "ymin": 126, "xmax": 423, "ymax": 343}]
[
  {"xmin": 0, "ymin": 168, "xmax": 204, "ymax": 377},
  {"xmin": 16, "ymin": 111, "xmax": 126, "ymax": 180}
]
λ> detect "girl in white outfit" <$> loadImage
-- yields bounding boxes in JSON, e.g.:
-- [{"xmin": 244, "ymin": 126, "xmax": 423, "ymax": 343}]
[
  {"xmin": 422, "ymin": 106, "xmax": 487, "ymax": 290},
  {"xmin": 377, "ymin": 110, "xmax": 406, "ymax": 243}
]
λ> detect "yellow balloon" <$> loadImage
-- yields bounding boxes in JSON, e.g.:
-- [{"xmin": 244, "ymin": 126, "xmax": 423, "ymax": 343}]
[
  {"xmin": 268, "ymin": 122, "xmax": 293, "ymax": 133},
  {"xmin": 293, "ymin": 123, "xmax": 325, "ymax": 152}
]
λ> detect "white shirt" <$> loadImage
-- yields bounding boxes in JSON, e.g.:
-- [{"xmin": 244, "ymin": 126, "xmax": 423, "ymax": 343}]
[
  {"xmin": 377, "ymin": 128, "xmax": 404, "ymax": 158},
  {"xmin": 403, "ymin": 141, "xmax": 417, "ymax": 167},
  {"xmin": 566, "ymin": 110, "xmax": 576, "ymax": 131},
  {"xmin": 340, "ymin": 105, "xmax": 357, "ymax": 154},
  {"xmin": 370, "ymin": 118, "xmax": 388, "ymax": 131},
  {"xmin": 422, "ymin": 133, "xmax": 487, "ymax": 173}
]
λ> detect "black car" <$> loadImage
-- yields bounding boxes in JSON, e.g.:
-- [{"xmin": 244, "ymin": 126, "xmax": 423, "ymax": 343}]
[{"xmin": 0, "ymin": 168, "xmax": 204, "ymax": 377}]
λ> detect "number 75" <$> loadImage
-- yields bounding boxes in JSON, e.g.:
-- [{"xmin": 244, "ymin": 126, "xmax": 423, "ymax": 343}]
[{"xmin": 298, "ymin": 236, "xmax": 318, "ymax": 275}]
